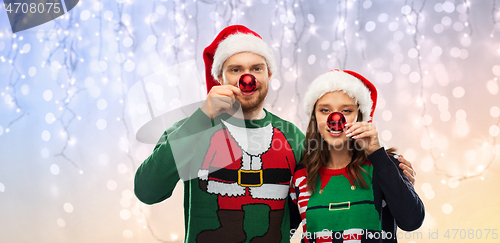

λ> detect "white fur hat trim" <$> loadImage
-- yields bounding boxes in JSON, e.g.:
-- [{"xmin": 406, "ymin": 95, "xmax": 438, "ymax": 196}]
[
  {"xmin": 211, "ymin": 33, "xmax": 277, "ymax": 81},
  {"xmin": 303, "ymin": 70, "xmax": 373, "ymax": 122}
]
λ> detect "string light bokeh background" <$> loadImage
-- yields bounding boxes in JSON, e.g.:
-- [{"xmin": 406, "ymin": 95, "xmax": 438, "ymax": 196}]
[{"xmin": 1, "ymin": 0, "xmax": 499, "ymax": 242}]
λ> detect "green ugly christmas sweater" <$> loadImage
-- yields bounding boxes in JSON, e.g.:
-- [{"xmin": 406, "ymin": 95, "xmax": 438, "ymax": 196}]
[{"xmin": 290, "ymin": 148, "xmax": 425, "ymax": 242}]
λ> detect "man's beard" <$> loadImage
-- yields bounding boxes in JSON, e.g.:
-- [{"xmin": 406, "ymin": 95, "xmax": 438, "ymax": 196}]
[
  {"xmin": 238, "ymin": 88, "xmax": 266, "ymax": 113},
  {"xmin": 239, "ymin": 84, "xmax": 267, "ymax": 113}
]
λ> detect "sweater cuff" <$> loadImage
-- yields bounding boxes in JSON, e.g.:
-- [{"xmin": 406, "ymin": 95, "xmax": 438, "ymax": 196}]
[{"xmin": 367, "ymin": 147, "xmax": 392, "ymax": 169}]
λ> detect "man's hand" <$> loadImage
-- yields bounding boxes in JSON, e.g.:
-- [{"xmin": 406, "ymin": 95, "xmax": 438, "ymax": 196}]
[
  {"xmin": 396, "ymin": 155, "xmax": 416, "ymax": 185},
  {"xmin": 200, "ymin": 85, "xmax": 241, "ymax": 119}
]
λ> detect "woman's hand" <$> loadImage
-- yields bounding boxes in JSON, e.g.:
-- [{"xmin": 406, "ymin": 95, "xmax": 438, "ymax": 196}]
[
  {"xmin": 345, "ymin": 122, "xmax": 381, "ymax": 155},
  {"xmin": 396, "ymin": 155, "xmax": 416, "ymax": 185},
  {"xmin": 200, "ymin": 85, "xmax": 241, "ymax": 119}
]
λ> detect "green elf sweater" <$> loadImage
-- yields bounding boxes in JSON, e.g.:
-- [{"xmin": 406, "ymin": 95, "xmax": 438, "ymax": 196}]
[
  {"xmin": 135, "ymin": 108, "xmax": 304, "ymax": 243},
  {"xmin": 290, "ymin": 148, "xmax": 425, "ymax": 242}
]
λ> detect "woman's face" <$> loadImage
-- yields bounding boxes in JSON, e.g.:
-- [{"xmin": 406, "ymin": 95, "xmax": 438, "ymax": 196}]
[{"xmin": 315, "ymin": 91, "xmax": 359, "ymax": 149}]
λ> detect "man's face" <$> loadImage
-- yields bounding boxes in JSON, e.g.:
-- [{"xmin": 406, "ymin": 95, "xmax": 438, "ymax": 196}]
[{"xmin": 219, "ymin": 52, "xmax": 271, "ymax": 112}]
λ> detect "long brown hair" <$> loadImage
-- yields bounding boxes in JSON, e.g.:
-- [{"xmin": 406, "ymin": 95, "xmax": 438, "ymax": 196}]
[{"xmin": 302, "ymin": 104, "xmax": 395, "ymax": 193}]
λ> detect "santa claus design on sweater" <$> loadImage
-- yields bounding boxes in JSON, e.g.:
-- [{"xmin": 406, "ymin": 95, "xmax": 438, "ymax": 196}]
[{"xmin": 196, "ymin": 120, "xmax": 296, "ymax": 242}]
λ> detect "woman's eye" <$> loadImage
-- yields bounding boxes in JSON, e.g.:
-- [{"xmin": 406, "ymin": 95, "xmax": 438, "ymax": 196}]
[
  {"xmin": 320, "ymin": 109, "xmax": 329, "ymax": 113},
  {"xmin": 342, "ymin": 110, "xmax": 352, "ymax": 113}
]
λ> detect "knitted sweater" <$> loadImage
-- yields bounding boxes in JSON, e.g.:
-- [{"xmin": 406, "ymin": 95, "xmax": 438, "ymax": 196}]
[
  {"xmin": 135, "ymin": 108, "xmax": 304, "ymax": 243},
  {"xmin": 290, "ymin": 148, "xmax": 425, "ymax": 243}
]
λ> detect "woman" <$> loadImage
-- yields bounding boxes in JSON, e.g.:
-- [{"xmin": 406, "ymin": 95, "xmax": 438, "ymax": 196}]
[{"xmin": 291, "ymin": 70, "xmax": 425, "ymax": 242}]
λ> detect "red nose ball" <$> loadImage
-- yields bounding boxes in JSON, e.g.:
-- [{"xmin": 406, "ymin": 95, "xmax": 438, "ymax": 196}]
[
  {"xmin": 327, "ymin": 112, "xmax": 346, "ymax": 132},
  {"xmin": 238, "ymin": 74, "xmax": 257, "ymax": 92}
]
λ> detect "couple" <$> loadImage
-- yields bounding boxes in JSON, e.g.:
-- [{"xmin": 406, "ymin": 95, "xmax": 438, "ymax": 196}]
[{"xmin": 134, "ymin": 25, "xmax": 425, "ymax": 243}]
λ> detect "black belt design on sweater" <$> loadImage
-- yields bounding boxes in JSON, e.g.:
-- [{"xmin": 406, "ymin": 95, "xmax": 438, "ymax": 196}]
[
  {"xmin": 307, "ymin": 200, "xmax": 375, "ymax": 211},
  {"xmin": 208, "ymin": 168, "xmax": 291, "ymax": 186}
]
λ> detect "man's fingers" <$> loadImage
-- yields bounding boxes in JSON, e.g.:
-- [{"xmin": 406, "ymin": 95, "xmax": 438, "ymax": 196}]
[
  {"xmin": 210, "ymin": 87, "xmax": 236, "ymax": 99},
  {"xmin": 399, "ymin": 163, "xmax": 412, "ymax": 173},
  {"xmin": 225, "ymin": 85, "xmax": 242, "ymax": 95},
  {"xmin": 212, "ymin": 96, "xmax": 235, "ymax": 109},
  {"xmin": 398, "ymin": 155, "xmax": 413, "ymax": 168},
  {"xmin": 398, "ymin": 156, "xmax": 416, "ymax": 177},
  {"xmin": 218, "ymin": 103, "xmax": 233, "ymax": 113},
  {"xmin": 212, "ymin": 85, "xmax": 241, "ymax": 97},
  {"xmin": 398, "ymin": 158, "xmax": 417, "ymax": 186}
]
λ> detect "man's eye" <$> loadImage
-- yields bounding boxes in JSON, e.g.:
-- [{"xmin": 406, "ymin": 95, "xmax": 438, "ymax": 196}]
[
  {"xmin": 231, "ymin": 68, "xmax": 240, "ymax": 72},
  {"xmin": 254, "ymin": 67, "xmax": 262, "ymax": 71}
]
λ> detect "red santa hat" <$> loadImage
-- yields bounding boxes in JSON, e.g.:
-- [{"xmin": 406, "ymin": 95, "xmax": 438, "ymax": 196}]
[
  {"xmin": 303, "ymin": 69, "xmax": 377, "ymax": 122},
  {"xmin": 203, "ymin": 25, "xmax": 277, "ymax": 93}
]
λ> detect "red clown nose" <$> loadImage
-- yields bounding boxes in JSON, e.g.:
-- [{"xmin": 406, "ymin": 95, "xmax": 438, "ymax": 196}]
[
  {"xmin": 238, "ymin": 74, "xmax": 257, "ymax": 92},
  {"xmin": 327, "ymin": 112, "xmax": 346, "ymax": 132}
]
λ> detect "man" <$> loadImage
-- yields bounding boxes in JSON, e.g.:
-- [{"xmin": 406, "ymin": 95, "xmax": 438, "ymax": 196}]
[{"xmin": 134, "ymin": 25, "xmax": 416, "ymax": 243}]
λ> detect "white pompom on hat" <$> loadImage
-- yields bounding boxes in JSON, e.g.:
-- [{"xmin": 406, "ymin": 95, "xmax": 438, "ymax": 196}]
[
  {"xmin": 203, "ymin": 25, "xmax": 276, "ymax": 93},
  {"xmin": 303, "ymin": 69, "xmax": 378, "ymax": 122}
]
